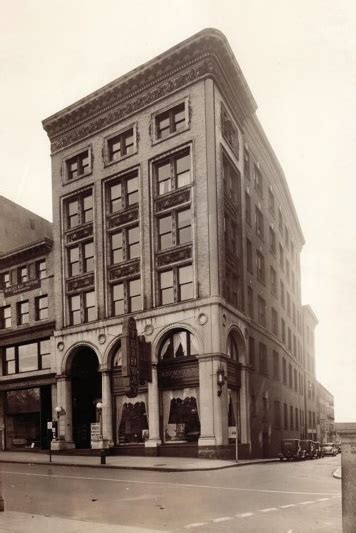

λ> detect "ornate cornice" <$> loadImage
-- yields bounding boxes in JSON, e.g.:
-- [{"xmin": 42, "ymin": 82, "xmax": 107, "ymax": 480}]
[{"xmin": 42, "ymin": 29, "xmax": 257, "ymax": 154}]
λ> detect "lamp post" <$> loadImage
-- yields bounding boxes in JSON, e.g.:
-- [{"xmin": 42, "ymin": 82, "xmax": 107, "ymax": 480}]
[
  {"xmin": 217, "ymin": 365, "xmax": 226, "ymax": 397},
  {"xmin": 96, "ymin": 402, "xmax": 106, "ymax": 465}
]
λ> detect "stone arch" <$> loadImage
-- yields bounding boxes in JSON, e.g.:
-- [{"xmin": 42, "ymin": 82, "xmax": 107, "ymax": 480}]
[
  {"xmin": 102, "ymin": 336, "xmax": 122, "ymax": 370},
  {"xmin": 225, "ymin": 325, "xmax": 247, "ymax": 365},
  {"xmin": 61, "ymin": 341, "xmax": 102, "ymax": 376},
  {"xmin": 152, "ymin": 322, "xmax": 203, "ymax": 363}
]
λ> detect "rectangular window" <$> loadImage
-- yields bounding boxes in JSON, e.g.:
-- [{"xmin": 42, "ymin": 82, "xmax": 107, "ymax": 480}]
[
  {"xmin": 128, "ymin": 226, "xmax": 140, "ymax": 259},
  {"xmin": 249, "ymin": 336, "xmax": 255, "ymax": 368},
  {"xmin": 1, "ymin": 306, "xmax": 11, "ymax": 329},
  {"xmin": 111, "ymin": 232, "xmax": 123, "ymax": 264},
  {"xmin": 273, "ymin": 351, "xmax": 279, "ymax": 380},
  {"xmin": 282, "ymin": 357, "xmax": 287, "ymax": 384},
  {"xmin": 112, "ymin": 283, "xmax": 124, "ymax": 316},
  {"xmin": 66, "ymin": 192, "xmax": 93, "ymax": 229},
  {"xmin": 36, "ymin": 260, "xmax": 47, "ymax": 279},
  {"xmin": 294, "ymin": 368, "xmax": 298, "ymax": 392},
  {"xmin": 257, "ymin": 296, "xmax": 266, "ymax": 327},
  {"xmin": 159, "ymin": 264, "xmax": 193, "ymax": 305},
  {"xmin": 244, "ymin": 148, "xmax": 250, "ymax": 180},
  {"xmin": 110, "ymin": 226, "xmax": 140, "ymax": 264},
  {"xmin": 281, "ymin": 318, "xmax": 286, "ymax": 343},
  {"xmin": 69, "ymin": 294, "xmax": 81, "ymax": 325},
  {"xmin": 269, "ymin": 226, "xmax": 276, "ymax": 255},
  {"xmin": 158, "ymin": 215, "xmax": 173, "ymax": 250},
  {"xmin": 156, "ymin": 102, "xmax": 186, "ymax": 139},
  {"xmin": 178, "ymin": 264, "xmax": 193, "ymax": 301},
  {"xmin": 111, "ymin": 279, "xmax": 141, "ymax": 316},
  {"xmin": 247, "ymin": 286, "xmax": 254, "ymax": 318},
  {"xmin": 177, "ymin": 209, "xmax": 192, "ymax": 245},
  {"xmin": 268, "ymin": 188, "xmax": 275, "ymax": 215},
  {"xmin": 295, "ymin": 408, "xmax": 299, "ymax": 430},
  {"xmin": 84, "ymin": 242, "xmax": 94, "ymax": 273},
  {"xmin": 160, "ymin": 270, "xmax": 174, "ymax": 305},
  {"xmin": 287, "ymin": 292, "xmax": 291, "ymax": 316},
  {"xmin": 255, "ymin": 207, "xmax": 264, "ymax": 239},
  {"xmin": 290, "ymin": 406, "xmax": 294, "ymax": 430},
  {"xmin": 128, "ymin": 279, "xmax": 141, "ymax": 312},
  {"xmin": 254, "ymin": 165, "xmax": 263, "ymax": 196},
  {"xmin": 107, "ymin": 127, "xmax": 134, "ymax": 161},
  {"xmin": 246, "ymin": 239, "xmax": 253, "ymax": 273},
  {"xmin": 256, "ymin": 251, "xmax": 265, "ymax": 284},
  {"xmin": 18, "ymin": 343, "xmax": 38, "ymax": 372},
  {"xmin": 279, "ymin": 243, "xmax": 284, "ymax": 270},
  {"xmin": 84, "ymin": 291, "xmax": 96, "ymax": 322},
  {"xmin": 223, "ymin": 154, "xmax": 240, "ymax": 204},
  {"xmin": 288, "ymin": 327, "xmax": 292, "ymax": 351},
  {"xmin": 108, "ymin": 172, "xmax": 139, "ymax": 213},
  {"xmin": 18, "ymin": 301, "xmax": 29, "ymax": 325},
  {"xmin": 1, "ymin": 272, "xmax": 11, "ymax": 289},
  {"xmin": 156, "ymin": 149, "xmax": 190, "ymax": 196},
  {"xmin": 274, "ymin": 401, "xmax": 281, "ymax": 428},
  {"xmin": 286, "ymin": 258, "xmax": 290, "ymax": 283},
  {"xmin": 18, "ymin": 266, "xmax": 28, "ymax": 283},
  {"xmin": 40, "ymin": 339, "xmax": 51, "ymax": 369},
  {"xmin": 259, "ymin": 342, "xmax": 268, "ymax": 375},
  {"xmin": 289, "ymin": 364, "xmax": 293, "ymax": 389},
  {"xmin": 66, "ymin": 149, "xmax": 90, "ymax": 180},
  {"xmin": 69, "ymin": 246, "xmax": 80, "ymax": 277},
  {"xmin": 5, "ymin": 347, "xmax": 15, "ymax": 374},
  {"xmin": 158, "ymin": 209, "xmax": 192, "ymax": 250},
  {"xmin": 36, "ymin": 295, "xmax": 48, "ymax": 321},
  {"xmin": 67, "ymin": 241, "xmax": 95, "ymax": 278},
  {"xmin": 270, "ymin": 266, "xmax": 277, "ymax": 296},
  {"xmin": 245, "ymin": 192, "xmax": 251, "ymax": 225},
  {"xmin": 284, "ymin": 403, "xmax": 288, "ymax": 430},
  {"xmin": 271, "ymin": 307, "xmax": 278, "ymax": 335}
]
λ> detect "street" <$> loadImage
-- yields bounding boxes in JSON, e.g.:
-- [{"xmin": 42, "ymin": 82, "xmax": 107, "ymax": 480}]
[{"xmin": 0, "ymin": 455, "xmax": 341, "ymax": 532}]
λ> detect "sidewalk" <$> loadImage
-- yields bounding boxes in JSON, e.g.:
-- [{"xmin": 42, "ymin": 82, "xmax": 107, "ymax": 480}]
[
  {"xmin": 0, "ymin": 450, "xmax": 278, "ymax": 472},
  {"xmin": 0, "ymin": 511, "xmax": 167, "ymax": 533}
]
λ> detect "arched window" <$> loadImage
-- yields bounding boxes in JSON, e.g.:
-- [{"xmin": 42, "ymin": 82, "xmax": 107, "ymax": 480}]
[
  {"xmin": 227, "ymin": 334, "xmax": 239, "ymax": 360},
  {"xmin": 112, "ymin": 345, "xmax": 122, "ymax": 367},
  {"xmin": 159, "ymin": 329, "xmax": 198, "ymax": 360}
]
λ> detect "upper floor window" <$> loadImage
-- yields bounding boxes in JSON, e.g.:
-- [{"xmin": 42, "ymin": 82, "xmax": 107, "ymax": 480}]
[
  {"xmin": 270, "ymin": 266, "xmax": 277, "ymax": 296},
  {"xmin": 223, "ymin": 154, "xmax": 240, "ymax": 204},
  {"xmin": 36, "ymin": 260, "xmax": 47, "ymax": 279},
  {"xmin": 155, "ymin": 102, "xmax": 187, "ymax": 140},
  {"xmin": 227, "ymin": 334, "xmax": 239, "ymax": 360},
  {"xmin": 18, "ymin": 301, "xmax": 29, "ymax": 325},
  {"xmin": 2, "ymin": 339, "xmax": 51, "ymax": 375},
  {"xmin": 111, "ymin": 278, "xmax": 141, "ymax": 316},
  {"xmin": 69, "ymin": 290, "xmax": 96, "ymax": 325},
  {"xmin": 259, "ymin": 342, "xmax": 268, "ymax": 375},
  {"xmin": 107, "ymin": 172, "xmax": 139, "ymax": 213},
  {"xmin": 1, "ymin": 272, "xmax": 11, "ymax": 289},
  {"xmin": 155, "ymin": 149, "xmax": 191, "ymax": 196},
  {"xmin": 65, "ymin": 149, "xmax": 91, "ymax": 181},
  {"xmin": 67, "ymin": 241, "xmax": 94, "ymax": 277},
  {"xmin": 1, "ymin": 306, "xmax": 11, "ymax": 329},
  {"xmin": 157, "ymin": 208, "xmax": 191, "ymax": 251},
  {"xmin": 244, "ymin": 148, "xmax": 250, "ymax": 180},
  {"xmin": 256, "ymin": 250, "xmax": 265, "ymax": 284},
  {"xmin": 66, "ymin": 192, "xmax": 93, "ymax": 230},
  {"xmin": 245, "ymin": 192, "xmax": 251, "ymax": 225},
  {"xmin": 257, "ymin": 296, "xmax": 266, "ymax": 327},
  {"xmin": 110, "ymin": 225, "xmax": 140, "ymax": 264},
  {"xmin": 159, "ymin": 264, "xmax": 193, "ymax": 305},
  {"xmin": 159, "ymin": 328, "xmax": 198, "ymax": 360},
  {"xmin": 255, "ymin": 207, "xmax": 264, "ymax": 240},
  {"xmin": 268, "ymin": 188, "xmax": 275, "ymax": 215},
  {"xmin": 35, "ymin": 295, "xmax": 49, "ymax": 321},
  {"xmin": 106, "ymin": 127, "xmax": 135, "ymax": 163},
  {"xmin": 18, "ymin": 266, "xmax": 28, "ymax": 283},
  {"xmin": 254, "ymin": 165, "xmax": 263, "ymax": 197},
  {"xmin": 246, "ymin": 239, "xmax": 253, "ymax": 273}
]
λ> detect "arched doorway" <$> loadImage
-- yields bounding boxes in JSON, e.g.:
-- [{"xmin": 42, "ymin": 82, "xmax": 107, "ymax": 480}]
[{"xmin": 71, "ymin": 347, "xmax": 101, "ymax": 448}]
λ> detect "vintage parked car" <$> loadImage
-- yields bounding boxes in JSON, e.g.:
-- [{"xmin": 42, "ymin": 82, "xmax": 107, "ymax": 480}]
[
  {"xmin": 313, "ymin": 441, "xmax": 324, "ymax": 458},
  {"xmin": 300, "ymin": 439, "xmax": 315, "ymax": 459},
  {"xmin": 321, "ymin": 442, "xmax": 337, "ymax": 456},
  {"xmin": 279, "ymin": 439, "xmax": 306, "ymax": 461}
]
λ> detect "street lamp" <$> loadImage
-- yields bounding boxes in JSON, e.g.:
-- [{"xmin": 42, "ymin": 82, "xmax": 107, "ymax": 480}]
[
  {"xmin": 217, "ymin": 365, "xmax": 226, "ymax": 397},
  {"xmin": 96, "ymin": 402, "xmax": 103, "ymax": 439}
]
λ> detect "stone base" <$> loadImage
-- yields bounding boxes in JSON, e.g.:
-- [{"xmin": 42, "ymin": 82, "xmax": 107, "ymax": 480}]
[
  {"xmin": 91, "ymin": 439, "xmax": 110, "ymax": 449},
  {"xmin": 145, "ymin": 438, "xmax": 161, "ymax": 448},
  {"xmin": 51, "ymin": 440, "xmax": 75, "ymax": 451},
  {"xmin": 198, "ymin": 436, "xmax": 217, "ymax": 447}
]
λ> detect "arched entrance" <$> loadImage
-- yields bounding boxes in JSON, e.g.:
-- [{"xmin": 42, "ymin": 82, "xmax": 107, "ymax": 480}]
[{"xmin": 70, "ymin": 347, "xmax": 101, "ymax": 448}]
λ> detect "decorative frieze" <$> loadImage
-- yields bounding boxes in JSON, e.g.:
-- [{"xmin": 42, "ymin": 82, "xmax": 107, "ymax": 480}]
[
  {"xmin": 154, "ymin": 188, "xmax": 191, "ymax": 213},
  {"xmin": 4, "ymin": 278, "xmax": 41, "ymax": 297},
  {"xmin": 156, "ymin": 245, "xmax": 192, "ymax": 268},
  {"xmin": 108, "ymin": 207, "xmax": 139, "ymax": 229},
  {"xmin": 66, "ymin": 224, "xmax": 93, "ymax": 244},
  {"xmin": 109, "ymin": 260, "xmax": 140, "ymax": 281},
  {"xmin": 66, "ymin": 274, "xmax": 94, "ymax": 293}
]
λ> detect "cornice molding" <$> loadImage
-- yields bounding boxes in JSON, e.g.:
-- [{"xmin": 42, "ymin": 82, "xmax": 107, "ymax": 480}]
[{"xmin": 42, "ymin": 30, "xmax": 257, "ymax": 154}]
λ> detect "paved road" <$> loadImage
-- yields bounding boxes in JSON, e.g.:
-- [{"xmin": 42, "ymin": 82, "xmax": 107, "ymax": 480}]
[{"xmin": 0, "ymin": 455, "xmax": 341, "ymax": 532}]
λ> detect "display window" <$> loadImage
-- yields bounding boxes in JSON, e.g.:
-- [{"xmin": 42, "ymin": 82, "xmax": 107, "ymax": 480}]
[
  {"xmin": 115, "ymin": 393, "xmax": 148, "ymax": 444},
  {"xmin": 5, "ymin": 388, "xmax": 41, "ymax": 448},
  {"xmin": 162, "ymin": 388, "xmax": 200, "ymax": 443}
]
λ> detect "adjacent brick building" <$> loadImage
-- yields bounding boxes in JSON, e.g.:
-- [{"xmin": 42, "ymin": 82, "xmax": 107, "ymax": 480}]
[{"xmin": 0, "ymin": 29, "xmax": 334, "ymax": 457}]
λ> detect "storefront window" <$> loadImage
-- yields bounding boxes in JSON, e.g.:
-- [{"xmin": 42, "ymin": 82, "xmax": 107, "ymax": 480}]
[
  {"xmin": 6, "ymin": 388, "xmax": 41, "ymax": 449},
  {"xmin": 115, "ymin": 393, "xmax": 148, "ymax": 444},
  {"xmin": 163, "ymin": 389, "xmax": 200, "ymax": 443}
]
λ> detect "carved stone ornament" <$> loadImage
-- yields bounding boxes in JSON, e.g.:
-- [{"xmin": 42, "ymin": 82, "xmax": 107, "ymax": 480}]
[
  {"xmin": 197, "ymin": 313, "xmax": 208, "ymax": 325},
  {"xmin": 66, "ymin": 224, "xmax": 93, "ymax": 244},
  {"xmin": 98, "ymin": 333, "xmax": 106, "ymax": 344},
  {"xmin": 109, "ymin": 260, "xmax": 140, "ymax": 281},
  {"xmin": 43, "ymin": 30, "xmax": 257, "ymax": 154},
  {"xmin": 156, "ymin": 246, "xmax": 192, "ymax": 267},
  {"xmin": 109, "ymin": 207, "xmax": 139, "ymax": 229},
  {"xmin": 66, "ymin": 274, "xmax": 94, "ymax": 293},
  {"xmin": 155, "ymin": 188, "xmax": 191, "ymax": 213},
  {"xmin": 144, "ymin": 324, "xmax": 154, "ymax": 336},
  {"xmin": 57, "ymin": 341, "xmax": 65, "ymax": 352}
]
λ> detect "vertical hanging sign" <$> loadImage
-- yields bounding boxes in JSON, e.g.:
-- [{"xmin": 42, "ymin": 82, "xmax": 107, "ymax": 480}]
[{"xmin": 121, "ymin": 317, "xmax": 139, "ymax": 398}]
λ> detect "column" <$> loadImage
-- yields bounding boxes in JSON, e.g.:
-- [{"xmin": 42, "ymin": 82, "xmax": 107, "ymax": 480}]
[
  {"xmin": 337, "ymin": 423, "xmax": 356, "ymax": 533},
  {"xmin": 145, "ymin": 363, "xmax": 161, "ymax": 449},
  {"xmin": 198, "ymin": 356, "xmax": 217, "ymax": 449},
  {"xmin": 51, "ymin": 376, "xmax": 75, "ymax": 450},
  {"xmin": 101, "ymin": 370, "xmax": 113, "ymax": 447},
  {"xmin": 239, "ymin": 365, "xmax": 251, "ymax": 448}
]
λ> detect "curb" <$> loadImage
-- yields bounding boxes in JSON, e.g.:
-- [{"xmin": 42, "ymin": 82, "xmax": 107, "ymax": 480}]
[
  {"xmin": 0, "ymin": 457, "xmax": 279, "ymax": 473},
  {"xmin": 333, "ymin": 467, "xmax": 342, "ymax": 479}
]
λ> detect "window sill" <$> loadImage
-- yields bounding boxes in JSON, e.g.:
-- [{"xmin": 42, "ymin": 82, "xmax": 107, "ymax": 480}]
[
  {"xmin": 103, "ymin": 150, "xmax": 137, "ymax": 169},
  {"xmin": 151, "ymin": 125, "xmax": 190, "ymax": 147}
]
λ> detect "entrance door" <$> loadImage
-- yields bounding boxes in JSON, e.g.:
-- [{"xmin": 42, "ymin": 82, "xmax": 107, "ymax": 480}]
[{"xmin": 71, "ymin": 348, "xmax": 101, "ymax": 448}]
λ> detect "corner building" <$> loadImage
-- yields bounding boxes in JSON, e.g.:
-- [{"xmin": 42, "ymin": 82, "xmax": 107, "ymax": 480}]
[{"xmin": 41, "ymin": 29, "xmax": 328, "ymax": 458}]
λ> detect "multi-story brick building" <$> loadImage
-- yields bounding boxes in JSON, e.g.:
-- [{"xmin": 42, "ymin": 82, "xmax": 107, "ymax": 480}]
[
  {"xmin": 0, "ymin": 28, "xmax": 334, "ymax": 458},
  {"xmin": 0, "ymin": 197, "xmax": 55, "ymax": 450}
]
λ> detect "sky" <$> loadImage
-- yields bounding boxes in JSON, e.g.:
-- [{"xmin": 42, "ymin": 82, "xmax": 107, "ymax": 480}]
[{"xmin": 1, "ymin": 0, "xmax": 355, "ymax": 421}]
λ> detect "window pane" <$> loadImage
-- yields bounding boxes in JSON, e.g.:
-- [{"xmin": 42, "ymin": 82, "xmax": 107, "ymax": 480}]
[
  {"xmin": 129, "ymin": 279, "xmax": 141, "ymax": 312},
  {"xmin": 113, "ymin": 283, "xmax": 124, "ymax": 315},
  {"xmin": 84, "ymin": 242, "xmax": 94, "ymax": 272},
  {"xmin": 127, "ymin": 176, "xmax": 139, "ymax": 205},
  {"xmin": 68, "ymin": 200, "xmax": 79, "ymax": 227},
  {"xmin": 159, "ymin": 215, "xmax": 172, "ymax": 249},
  {"xmin": 173, "ymin": 104, "xmax": 185, "ymax": 131},
  {"xmin": 112, "ymin": 232, "xmax": 123, "ymax": 263},
  {"xmin": 18, "ymin": 343, "xmax": 38, "ymax": 372},
  {"xmin": 160, "ymin": 270, "xmax": 174, "ymax": 304},
  {"xmin": 157, "ymin": 113, "xmax": 170, "ymax": 138},
  {"xmin": 161, "ymin": 288, "xmax": 174, "ymax": 305},
  {"xmin": 85, "ymin": 291, "xmax": 96, "ymax": 322},
  {"xmin": 110, "ymin": 183, "xmax": 122, "ymax": 212},
  {"xmin": 160, "ymin": 270, "xmax": 173, "ymax": 289},
  {"xmin": 176, "ymin": 153, "xmax": 190, "ymax": 188},
  {"xmin": 157, "ymin": 161, "xmax": 171, "ymax": 195},
  {"xmin": 172, "ymin": 331, "xmax": 188, "ymax": 357},
  {"xmin": 83, "ymin": 195, "xmax": 93, "ymax": 223},
  {"xmin": 128, "ymin": 226, "xmax": 140, "ymax": 259},
  {"xmin": 179, "ymin": 265, "xmax": 193, "ymax": 301},
  {"xmin": 69, "ymin": 247, "xmax": 80, "ymax": 276},
  {"xmin": 177, "ymin": 209, "xmax": 191, "ymax": 244}
]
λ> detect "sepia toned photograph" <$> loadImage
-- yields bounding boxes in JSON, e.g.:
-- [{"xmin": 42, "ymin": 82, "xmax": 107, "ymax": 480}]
[{"xmin": 0, "ymin": 1, "xmax": 355, "ymax": 532}]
